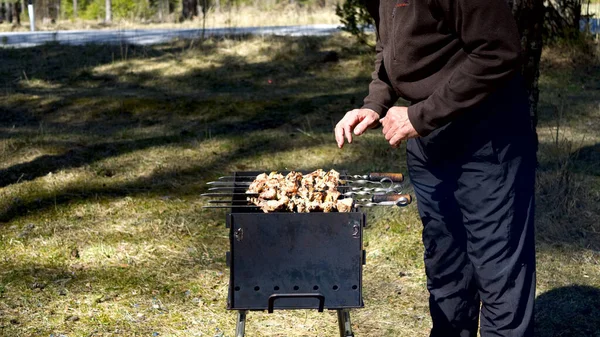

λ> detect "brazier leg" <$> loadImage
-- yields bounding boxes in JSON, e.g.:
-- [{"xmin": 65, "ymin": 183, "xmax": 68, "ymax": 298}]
[
  {"xmin": 235, "ymin": 310, "xmax": 247, "ymax": 337},
  {"xmin": 337, "ymin": 309, "xmax": 354, "ymax": 337}
]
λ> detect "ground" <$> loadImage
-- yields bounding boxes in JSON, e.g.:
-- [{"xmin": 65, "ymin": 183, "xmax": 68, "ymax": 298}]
[{"xmin": 0, "ymin": 33, "xmax": 599, "ymax": 336}]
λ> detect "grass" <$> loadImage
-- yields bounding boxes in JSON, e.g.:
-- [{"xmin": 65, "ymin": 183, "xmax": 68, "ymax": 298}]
[{"xmin": 0, "ymin": 33, "xmax": 599, "ymax": 337}]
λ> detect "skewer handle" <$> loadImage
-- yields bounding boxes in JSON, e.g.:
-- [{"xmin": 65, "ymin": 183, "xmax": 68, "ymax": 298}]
[
  {"xmin": 368, "ymin": 172, "xmax": 404, "ymax": 183},
  {"xmin": 371, "ymin": 194, "xmax": 412, "ymax": 204}
]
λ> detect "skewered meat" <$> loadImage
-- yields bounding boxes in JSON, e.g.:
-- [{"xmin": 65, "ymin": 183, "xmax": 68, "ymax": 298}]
[
  {"xmin": 259, "ymin": 188, "xmax": 277, "ymax": 200},
  {"xmin": 325, "ymin": 190, "xmax": 341, "ymax": 203},
  {"xmin": 246, "ymin": 169, "xmax": 353, "ymax": 213},
  {"xmin": 336, "ymin": 198, "xmax": 354, "ymax": 213},
  {"xmin": 320, "ymin": 202, "xmax": 335, "ymax": 213}
]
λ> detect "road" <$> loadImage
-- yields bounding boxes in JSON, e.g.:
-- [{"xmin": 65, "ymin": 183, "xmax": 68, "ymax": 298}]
[
  {"xmin": 1, "ymin": 18, "xmax": 597, "ymax": 48},
  {"xmin": 0, "ymin": 24, "xmax": 342, "ymax": 48}
]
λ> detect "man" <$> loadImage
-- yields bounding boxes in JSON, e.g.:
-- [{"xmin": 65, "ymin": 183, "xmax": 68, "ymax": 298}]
[{"xmin": 334, "ymin": 1, "xmax": 536, "ymax": 336}]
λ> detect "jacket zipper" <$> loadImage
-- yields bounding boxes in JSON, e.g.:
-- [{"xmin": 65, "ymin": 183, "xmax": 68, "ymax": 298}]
[{"xmin": 391, "ymin": 0, "xmax": 398, "ymax": 62}]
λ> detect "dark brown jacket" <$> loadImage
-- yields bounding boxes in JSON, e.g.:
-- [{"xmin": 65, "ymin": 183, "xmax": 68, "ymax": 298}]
[{"xmin": 362, "ymin": 0, "xmax": 522, "ymax": 136}]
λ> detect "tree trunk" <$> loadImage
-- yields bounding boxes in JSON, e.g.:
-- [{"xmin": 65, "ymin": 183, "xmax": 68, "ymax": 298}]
[
  {"xmin": 182, "ymin": 0, "xmax": 198, "ymax": 20},
  {"xmin": 7, "ymin": 2, "xmax": 12, "ymax": 23},
  {"xmin": 509, "ymin": 0, "xmax": 545, "ymax": 148},
  {"xmin": 201, "ymin": 0, "xmax": 207, "ymax": 38},
  {"xmin": 163, "ymin": 0, "xmax": 170, "ymax": 20},
  {"xmin": 21, "ymin": 0, "xmax": 25, "ymax": 21},
  {"xmin": 182, "ymin": 0, "xmax": 188, "ymax": 19},
  {"xmin": 105, "ymin": 0, "xmax": 111, "ymax": 22},
  {"xmin": 158, "ymin": 0, "xmax": 164, "ymax": 21},
  {"xmin": 33, "ymin": 0, "xmax": 44, "ymax": 23},
  {"xmin": 73, "ymin": 0, "xmax": 77, "ymax": 18},
  {"xmin": 192, "ymin": 0, "xmax": 198, "ymax": 16}
]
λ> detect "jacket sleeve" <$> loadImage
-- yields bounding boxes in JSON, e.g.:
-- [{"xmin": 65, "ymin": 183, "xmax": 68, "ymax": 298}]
[
  {"xmin": 407, "ymin": 0, "xmax": 522, "ymax": 136},
  {"xmin": 361, "ymin": 0, "xmax": 398, "ymax": 116}
]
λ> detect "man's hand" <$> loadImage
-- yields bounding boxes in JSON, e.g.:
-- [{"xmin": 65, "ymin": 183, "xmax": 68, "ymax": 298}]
[
  {"xmin": 381, "ymin": 106, "xmax": 420, "ymax": 148},
  {"xmin": 335, "ymin": 109, "xmax": 380, "ymax": 148}
]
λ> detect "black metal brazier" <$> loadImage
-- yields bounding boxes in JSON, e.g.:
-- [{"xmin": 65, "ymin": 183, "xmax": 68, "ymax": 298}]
[{"xmin": 223, "ymin": 172, "xmax": 365, "ymax": 337}]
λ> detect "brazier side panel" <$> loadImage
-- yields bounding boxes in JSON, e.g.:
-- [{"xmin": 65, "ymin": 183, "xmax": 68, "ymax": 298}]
[{"xmin": 228, "ymin": 212, "xmax": 364, "ymax": 310}]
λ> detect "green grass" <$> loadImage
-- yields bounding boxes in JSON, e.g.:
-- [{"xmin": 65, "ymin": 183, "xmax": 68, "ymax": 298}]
[{"xmin": 0, "ymin": 34, "xmax": 599, "ymax": 336}]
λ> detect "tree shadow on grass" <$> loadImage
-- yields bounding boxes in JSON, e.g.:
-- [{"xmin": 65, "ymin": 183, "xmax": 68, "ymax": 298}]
[
  {"xmin": 0, "ymin": 134, "xmax": 188, "ymax": 188},
  {"xmin": 0, "ymin": 80, "xmax": 363, "ymax": 189},
  {"xmin": 535, "ymin": 285, "xmax": 600, "ymax": 337},
  {"xmin": 574, "ymin": 142, "xmax": 600, "ymax": 176},
  {"xmin": 0, "ymin": 126, "xmax": 334, "ymax": 222},
  {"xmin": 0, "ymin": 35, "xmax": 366, "ymax": 103},
  {"xmin": 0, "ymin": 34, "xmax": 372, "ymax": 195}
]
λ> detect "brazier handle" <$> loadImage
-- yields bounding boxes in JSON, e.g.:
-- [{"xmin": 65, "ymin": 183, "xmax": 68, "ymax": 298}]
[{"xmin": 267, "ymin": 293, "xmax": 325, "ymax": 313}]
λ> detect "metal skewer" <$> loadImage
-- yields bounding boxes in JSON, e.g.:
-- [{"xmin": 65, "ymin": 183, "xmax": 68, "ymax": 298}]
[
  {"xmin": 202, "ymin": 189, "xmax": 400, "ymax": 198},
  {"xmin": 208, "ymin": 180, "xmax": 393, "ymax": 186},
  {"xmin": 202, "ymin": 205, "xmax": 260, "ymax": 209},
  {"xmin": 351, "ymin": 186, "xmax": 402, "ymax": 193},
  {"xmin": 206, "ymin": 186, "xmax": 362, "ymax": 191},
  {"xmin": 343, "ymin": 190, "xmax": 389, "ymax": 197},
  {"xmin": 201, "ymin": 200, "xmax": 410, "ymax": 209},
  {"xmin": 207, "ymin": 181, "xmax": 253, "ymax": 186},
  {"xmin": 356, "ymin": 196, "xmax": 411, "ymax": 207},
  {"xmin": 206, "ymin": 186, "xmax": 403, "ymax": 194},
  {"xmin": 215, "ymin": 172, "xmax": 405, "ymax": 183},
  {"xmin": 207, "ymin": 179, "xmax": 401, "ymax": 190},
  {"xmin": 202, "ymin": 194, "xmax": 412, "ymax": 209},
  {"xmin": 201, "ymin": 192, "xmax": 258, "ymax": 197}
]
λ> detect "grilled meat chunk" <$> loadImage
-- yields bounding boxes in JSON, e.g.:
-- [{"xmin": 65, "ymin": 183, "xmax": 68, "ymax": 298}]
[
  {"xmin": 336, "ymin": 198, "xmax": 354, "ymax": 213},
  {"xmin": 246, "ymin": 169, "xmax": 351, "ymax": 213},
  {"xmin": 259, "ymin": 188, "xmax": 277, "ymax": 200}
]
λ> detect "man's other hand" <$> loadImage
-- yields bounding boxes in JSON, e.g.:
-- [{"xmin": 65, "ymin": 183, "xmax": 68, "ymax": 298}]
[
  {"xmin": 381, "ymin": 106, "xmax": 419, "ymax": 148},
  {"xmin": 335, "ymin": 109, "xmax": 380, "ymax": 148}
]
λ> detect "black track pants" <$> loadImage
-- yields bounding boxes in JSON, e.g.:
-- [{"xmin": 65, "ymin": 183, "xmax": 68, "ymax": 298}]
[{"xmin": 406, "ymin": 77, "xmax": 537, "ymax": 337}]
